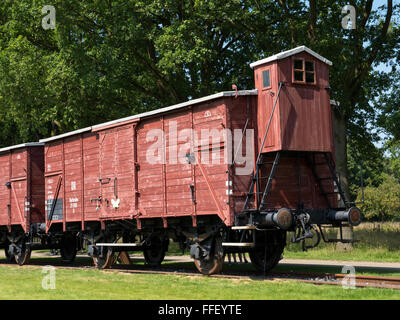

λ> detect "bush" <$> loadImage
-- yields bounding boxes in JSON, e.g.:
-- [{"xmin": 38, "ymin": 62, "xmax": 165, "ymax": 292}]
[{"xmin": 357, "ymin": 173, "xmax": 400, "ymax": 221}]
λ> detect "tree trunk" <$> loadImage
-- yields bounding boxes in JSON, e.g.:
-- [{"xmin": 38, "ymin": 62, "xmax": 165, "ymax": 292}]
[{"xmin": 332, "ymin": 106, "xmax": 353, "ymax": 251}]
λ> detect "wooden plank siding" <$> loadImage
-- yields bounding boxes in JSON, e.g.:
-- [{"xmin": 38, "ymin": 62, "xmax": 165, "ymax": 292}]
[
  {"xmin": 41, "ymin": 96, "xmax": 257, "ymax": 228},
  {"xmin": 44, "ymin": 133, "xmax": 100, "ymax": 231},
  {"xmin": 0, "ymin": 145, "xmax": 44, "ymax": 232},
  {"xmin": 254, "ymin": 51, "xmax": 334, "ymax": 153}
]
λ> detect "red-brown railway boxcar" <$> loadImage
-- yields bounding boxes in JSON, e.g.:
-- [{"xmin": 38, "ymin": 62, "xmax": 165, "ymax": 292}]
[
  {"xmin": 0, "ymin": 143, "xmax": 44, "ymax": 264},
  {"xmin": 0, "ymin": 46, "xmax": 362, "ymax": 274},
  {"xmin": 40, "ymin": 127, "xmax": 97, "ymax": 232},
  {"xmin": 39, "ymin": 91, "xmax": 262, "ymax": 269},
  {"xmin": 89, "ymin": 92, "xmax": 259, "ymax": 227}
]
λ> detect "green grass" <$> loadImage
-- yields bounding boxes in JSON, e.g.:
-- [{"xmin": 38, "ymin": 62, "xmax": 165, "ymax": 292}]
[
  {"xmin": 283, "ymin": 222, "xmax": 400, "ymax": 262},
  {"xmin": 0, "ymin": 264, "xmax": 399, "ymax": 300},
  {"xmin": 283, "ymin": 247, "xmax": 399, "ymax": 262},
  {"xmin": 157, "ymin": 260, "xmax": 400, "ymax": 278},
  {"xmin": 2, "ymin": 253, "xmax": 399, "ymax": 278}
]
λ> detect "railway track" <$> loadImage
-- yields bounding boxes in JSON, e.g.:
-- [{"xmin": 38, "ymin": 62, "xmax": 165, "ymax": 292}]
[
  {"xmin": 108, "ymin": 266, "xmax": 400, "ymax": 290},
  {"xmin": 268, "ymin": 271, "xmax": 400, "ymax": 290},
  {"xmin": 0, "ymin": 259, "xmax": 399, "ymax": 290}
]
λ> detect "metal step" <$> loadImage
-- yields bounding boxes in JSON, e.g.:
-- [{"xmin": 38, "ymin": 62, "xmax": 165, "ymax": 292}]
[
  {"xmin": 222, "ymin": 242, "xmax": 254, "ymax": 247},
  {"xmin": 95, "ymin": 243, "xmax": 142, "ymax": 247},
  {"xmin": 231, "ymin": 226, "xmax": 256, "ymax": 230},
  {"xmin": 243, "ymin": 209, "xmax": 258, "ymax": 213}
]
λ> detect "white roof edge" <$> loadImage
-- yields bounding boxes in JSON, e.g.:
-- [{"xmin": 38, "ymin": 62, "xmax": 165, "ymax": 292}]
[
  {"xmin": 92, "ymin": 89, "xmax": 258, "ymax": 130},
  {"xmin": 39, "ymin": 127, "xmax": 92, "ymax": 143},
  {"xmin": 38, "ymin": 90, "xmax": 257, "ymax": 143},
  {"xmin": 250, "ymin": 45, "xmax": 333, "ymax": 68},
  {"xmin": 0, "ymin": 142, "xmax": 44, "ymax": 153}
]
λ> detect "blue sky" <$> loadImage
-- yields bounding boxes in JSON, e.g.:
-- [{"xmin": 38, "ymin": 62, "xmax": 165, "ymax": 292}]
[{"xmin": 369, "ymin": 0, "xmax": 397, "ymax": 148}]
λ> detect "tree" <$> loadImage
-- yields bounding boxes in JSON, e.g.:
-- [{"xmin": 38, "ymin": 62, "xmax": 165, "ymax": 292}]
[
  {"xmin": 384, "ymin": 141, "xmax": 400, "ymax": 183},
  {"xmin": 0, "ymin": 0, "xmax": 262, "ymax": 144},
  {"xmin": 357, "ymin": 173, "xmax": 400, "ymax": 221}
]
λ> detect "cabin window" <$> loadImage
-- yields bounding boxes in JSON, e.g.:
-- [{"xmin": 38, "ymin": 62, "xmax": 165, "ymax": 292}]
[
  {"xmin": 293, "ymin": 59, "xmax": 316, "ymax": 84},
  {"xmin": 305, "ymin": 61, "xmax": 315, "ymax": 83},
  {"xmin": 262, "ymin": 69, "xmax": 270, "ymax": 88}
]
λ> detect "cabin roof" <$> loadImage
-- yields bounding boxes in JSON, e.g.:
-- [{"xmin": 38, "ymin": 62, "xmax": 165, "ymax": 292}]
[{"xmin": 250, "ymin": 45, "xmax": 333, "ymax": 69}]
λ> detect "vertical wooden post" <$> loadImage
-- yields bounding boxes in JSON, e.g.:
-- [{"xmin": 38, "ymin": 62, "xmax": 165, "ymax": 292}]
[
  {"xmin": 132, "ymin": 124, "xmax": 139, "ymax": 212},
  {"xmin": 223, "ymin": 100, "xmax": 232, "ymax": 226},
  {"xmin": 80, "ymin": 134, "xmax": 85, "ymax": 230},
  {"xmin": 189, "ymin": 107, "xmax": 197, "ymax": 227},
  {"xmin": 26, "ymin": 148, "xmax": 31, "ymax": 232},
  {"xmin": 161, "ymin": 116, "xmax": 167, "ymax": 228},
  {"xmin": 62, "ymin": 139, "xmax": 66, "ymax": 232},
  {"xmin": 8, "ymin": 153, "xmax": 11, "ymax": 232}
]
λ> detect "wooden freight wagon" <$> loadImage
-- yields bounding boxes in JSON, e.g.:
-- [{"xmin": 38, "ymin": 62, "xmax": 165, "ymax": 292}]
[
  {"xmin": 31, "ymin": 45, "xmax": 361, "ymax": 274},
  {"xmin": 39, "ymin": 91, "xmax": 260, "ymax": 268},
  {"xmin": 40, "ymin": 127, "xmax": 98, "ymax": 233},
  {"xmin": 89, "ymin": 91, "xmax": 259, "ymax": 226},
  {"xmin": 0, "ymin": 143, "xmax": 44, "ymax": 264}
]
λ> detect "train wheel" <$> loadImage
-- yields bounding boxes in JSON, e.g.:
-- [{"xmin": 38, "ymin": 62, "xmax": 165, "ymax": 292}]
[
  {"xmin": 60, "ymin": 233, "xmax": 77, "ymax": 264},
  {"xmin": 90, "ymin": 233, "xmax": 116, "ymax": 269},
  {"xmin": 249, "ymin": 230, "xmax": 286, "ymax": 273},
  {"xmin": 4, "ymin": 249, "xmax": 15, "ymax": 263},
  {"xmin": 14, "ymin": 241, "xmax": 31, "ymax": 266},
  {"xmin": 143, "ymin": 235, "xmax": 168, "ymax": 267},
  {"xmin": 4, "ymin": 241, "xmax": 15, "ymax": 263},
  {"xmin": 144, "ymin": 236, "xmax": 168, "ymax": 267},
  {"xmin": 193, "ymin": 236, "xmax": 224, "ymax": 275},
  {"xmin": 93, "ymin": 247, "xmax": 116, "ymax": 269}
]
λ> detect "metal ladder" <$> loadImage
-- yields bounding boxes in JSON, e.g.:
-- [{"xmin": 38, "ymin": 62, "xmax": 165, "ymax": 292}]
[
  {"xmin": 224, "ymin": 83, "xmax": 284, "ymax": 250},
  {"xmin": 243, "ymin": 152, "xmax": 281, "ymax": 213},
  {"xmin": 242, "ymin": 82, "xmax": 284, "ymax": 215},
  {"xmin": 306, "ymin": 152, "xmax": 349, "ymax": 209}
]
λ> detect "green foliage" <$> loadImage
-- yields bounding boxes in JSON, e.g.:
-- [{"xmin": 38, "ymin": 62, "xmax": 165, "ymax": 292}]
[
  {"xmin": 385, "ymin": 140, "xmax": 400, "ymax": 182},
  {"xmin": 0, "ymin": 1, "xmax": 398, "ymax": 146},
  {"xmin": 347, "ymin": 135, "xmax": 385, "ymax": 199},
  {"xmin": 357, "ymin": 173, "xmax": 400, "ymax": 221}
]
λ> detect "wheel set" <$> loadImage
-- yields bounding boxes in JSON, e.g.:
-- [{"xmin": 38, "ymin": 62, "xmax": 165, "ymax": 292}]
[{"xmin": 1, "ymin": 227, "xmax": 287, "ymax": 276}]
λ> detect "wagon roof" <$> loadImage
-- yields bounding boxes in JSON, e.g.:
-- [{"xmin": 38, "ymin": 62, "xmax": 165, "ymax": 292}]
[
  {"xmin": 250, "ymin": 45, "xmax": 333, "ymax": 69},
  {"xmin": 39, "ymin": 127, "xmax": 92, "ymax": 143},
  {"xmin": 0, "ymin": 142, "xmax": 44, "ymax": 153},
  {"xmin": 92, "ymin": 89, "xmax": 257, "ymax": 130},
  {"xmin": 40, "ymin": 89, "xmax": 258, "ymax": 142}
]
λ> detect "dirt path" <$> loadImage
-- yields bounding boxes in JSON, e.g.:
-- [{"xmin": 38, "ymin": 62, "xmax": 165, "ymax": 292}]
[
  {"xmin": 2, "ymin": 251, "xmax": 399, "ymax": 272},
  {"xmin": 279, "ymin": 258, "xmax": 400, "ymax": 271}
]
